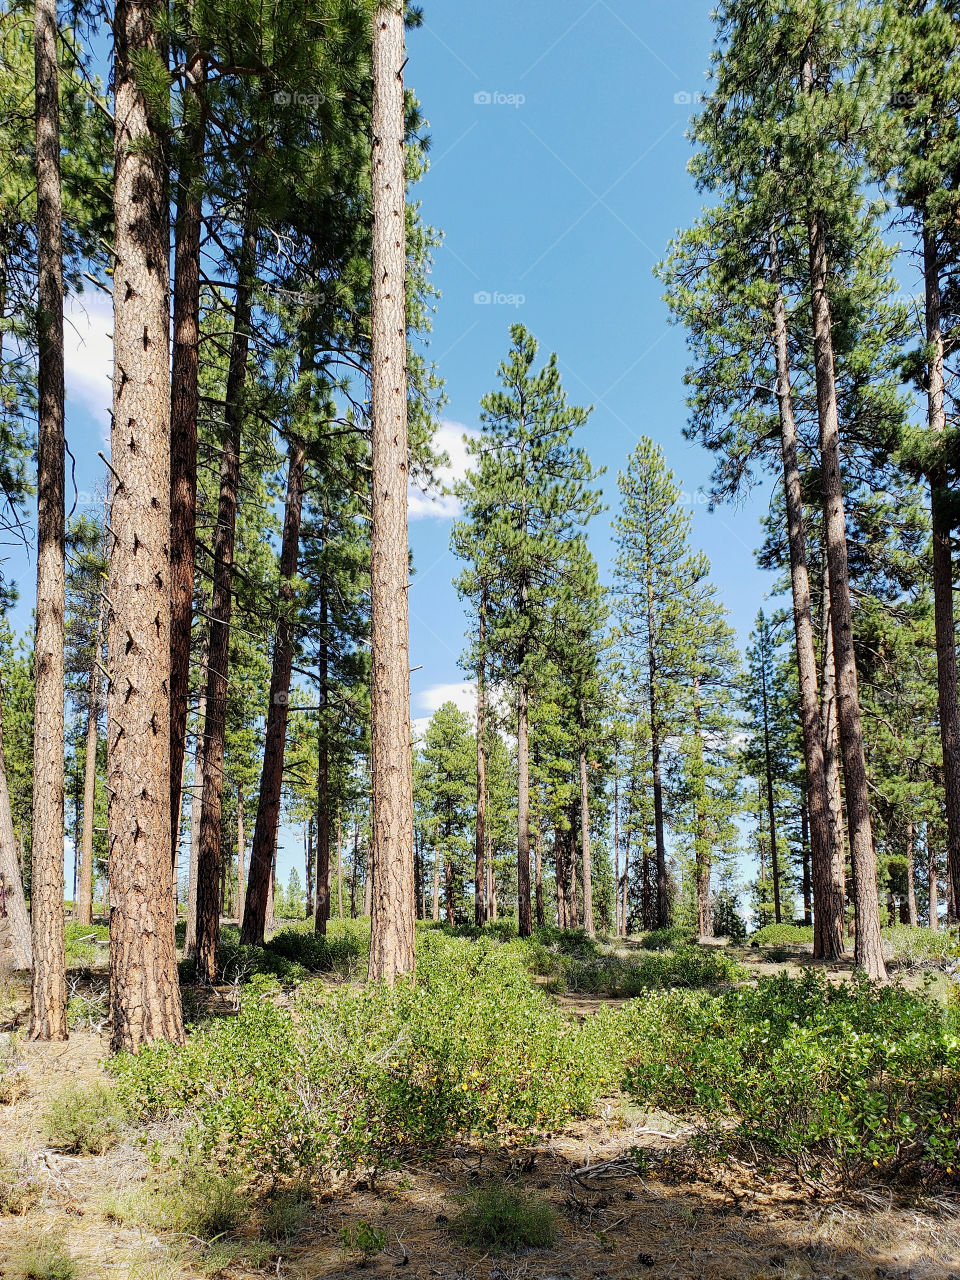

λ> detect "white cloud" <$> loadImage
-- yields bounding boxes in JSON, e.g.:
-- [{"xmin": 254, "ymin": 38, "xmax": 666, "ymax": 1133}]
[
  {"xmin": 64, "ymin": 290, "xmax": 113, "ymax": 441},
  {"xmin": 408, "ymin": 420, "xmax": 479, "ymax": 520},
  {"xmin": 416, "ymin": 680, "xmax": 476, "ymax": 719}
]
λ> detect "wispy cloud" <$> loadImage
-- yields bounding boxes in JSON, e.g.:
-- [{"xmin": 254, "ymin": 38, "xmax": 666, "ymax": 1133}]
[
  {"xmin": 409, "ymin": 420, "xmax": 479, "ymax": 520},
  {"xmin": 64, "ymin": 290, "xmax": 113, "ymax": 442}
]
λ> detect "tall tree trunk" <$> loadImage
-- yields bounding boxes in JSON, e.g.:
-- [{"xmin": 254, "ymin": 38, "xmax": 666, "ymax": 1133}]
[
  {"xmin": 649, "ymin": 722, "xmax": 669, "ymax": 929},
  {"xmin": 305, "ymin": 818, "xmax": 314, "ymax": 918},
  {"xmin": 30, "ymin": 0, "xmax": 67, "ymax": 1041},
  {"xmin": 315, "ymin": 582, "xmax": 331, "ymax": 936},
  {"xmin": 184, "ymin": 670, "xmax": 206, "ymax": 956},
  {"xmin": 905, "ymin": 818, "xmax": 918, "ymax": 928},
  {"xmin": 770, "ymin": 232, "xmax": 844, "ymax": 958},
  {"xmin": 350, "ymin": 820, "xmax": 359, "ymax": 917},
  {"xmin": 474, "ymin": 599, "xmax": 487, "ymax": 926},
  {"xmin": 801, "ymin": 797, "xmax": 812, "ymax": 926},
  {"xmin": 242, "ymin": 434, "xmax": 305, "ymax": 944},
  {"xmin": 928, "ymin": 827, "xmax": 939, "ymax": 928},
  {"xmin": 194, "ymin": 216, "xmax": 256, "ymax": 983},
  {"xmin": 169, "ymin": 46, "xmax": 206, "ymax": 867},
  {"xmin": 108, "ymin": 0, "xmax": 184, "ymax": 1050},
  {"xmin": 567, "ymin": 807, "xmax": 580, "ymax": 930},
  {"xmin": 759, "ymin": 649, "xmax": 782, "ymax": 924},
  {"xmin": 554, "ymin": 826, "xmax": 568, "ymax": 928},
  {"xmin": 335, "ymin": 814, "xmax": 344, "ymax": 918},
  {"xmin": 0, "ymin": 691, "xmax": 31, "ymax": 970},
  {"xmin": 578, "ymin": 704, "xmax": 595, "ymax": 937},
  {"xmin": 807, "ymin": 206, "xmax": 886, "ymax": 981},
  {"xmin": 819, "ymin": 560, "xmax": 848, "ymax": 928},
  {"xmin": 922, "ymin": 223, "xmax": 960, "ymax": 921},
  {"xmin": 612, "ymin": 749, "xmax": 621, "ymax": 936},
  {"xmin": 431, "ymin": 846, "xmax": 440, "ymax": 922},
  {"xmin": 367, "ymin": 1, "xmax": 415, "ymax": 982},
  {"xmin": 444, "ymin": 820, "xmax": 454, "ymax": 924},
  {"xmin": 534, "ymin": 809, "xmax": 545, "ymax": 928},
  {"xmin": 235, "ymin": 788, "xmax": 245, "ymax": 922},
  {"xmin": 516, "ymin": 681, "xmax": 533, "ymax": 936},
  {"xmin": 77, "ymin": 598, "xmax": 105, "ymax": 927},
  {"xmin": 692, "ymin": 681, "xmax": 712, "ymax": 937}
]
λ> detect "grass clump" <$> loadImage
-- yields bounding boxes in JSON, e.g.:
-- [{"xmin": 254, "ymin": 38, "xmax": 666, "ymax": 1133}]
[
  {"xmin": 622, "ymin": 969, "xmax": 960, "ymax": 1181},
  {"xmin": 749, "ymin": 923, "xmax": 814, "ymax": 948},
  {"xmin": 451, "ymin": 1179, "xmax": 556, "ymax": 1254},
  {"xmin": 147, "ymin": 1165, "xmax": 249, "ymax": 1238},
  {"xmin": 9, "ymin": 1237, "xmax": 79, "ymax": 1280},
  {"xmin": 43, "ymin": 1081, "xmax": 127, "ymax": 1154},
  {"xmin": 339, "ymin": 1220, "xmax": 386, "ymax": 1265},
  {"xmin": 0, "ymin": 1031, "xmax": 27, "ymax": 1104},
  {"xmin": 260, "ymin": 1183, "xmax": 312, "ymax": 1241},
  {"xmin": 0, "ymin": 1151, "xmax": 41, "ymax": 1215}
]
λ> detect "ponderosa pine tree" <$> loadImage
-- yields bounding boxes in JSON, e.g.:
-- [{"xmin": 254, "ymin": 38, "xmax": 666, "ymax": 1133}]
[
  {"xmin": 368, "ymin": 0, "xmax": 416, "ymax": 981},
  {"xmin": 108, "ymin": 0, "xmax": 184, "ymax": 1050},
  {"xmin": 613, "ymin": 438, "xmax": 716, "ymax": 929},
  {"xmin": 884, "ymin": 1, "xmax": 960, "ymax": 919},
  {"xmin": 29, "ymin": 0, "xmax": 67, "ymax": 1040},
  {"xmin": 454, "ymin": 325, "xmax": 600, "ymax": 936}
]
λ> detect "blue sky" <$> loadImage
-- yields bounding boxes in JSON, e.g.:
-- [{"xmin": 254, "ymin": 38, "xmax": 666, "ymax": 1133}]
[
  {"xmin": 2, "ymin": 0, "xmax": 787, "ymax": 894},
  {"xmin": 406, "ymin": 0, "xmax": 779, "ymax": 731}
]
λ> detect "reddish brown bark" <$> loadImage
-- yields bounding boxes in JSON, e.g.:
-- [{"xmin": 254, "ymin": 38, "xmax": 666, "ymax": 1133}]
[{"xmin": 242, "ymin": 435, "xmax": 305, "ymax": 945}]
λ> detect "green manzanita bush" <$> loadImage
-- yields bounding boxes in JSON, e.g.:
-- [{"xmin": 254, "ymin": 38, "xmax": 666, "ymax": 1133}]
[
  {"xmin": 622, "ymin": 970, "xmax": 960, "ymax": 1181},
  {"xmin": 112, "ymin": 933, "xmax": 625, "ymax": 1178},
  {"xmin": 749, "ymin": 923, "xmax": 814, "ymax": 948}
]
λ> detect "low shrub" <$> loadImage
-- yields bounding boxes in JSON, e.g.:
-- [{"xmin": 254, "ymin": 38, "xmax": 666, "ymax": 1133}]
[
  {"xmin": 622, "ymin": 969, "xmax": 960, "ymax": 1181},
  {"xmin": 43, "ymin": 1082, "xmax": 127, "ymax": 1154},
  {"xmin": 881, "ymin": 924, "xmax": 957, "ymax": 970},
  {"xmin": 563, "ymin": 946, "xmax": 745, "ymax": 997},
  {"xmin": 451, "ymin": 1179, "xmax": 556, "ymax": 1253},
  {"xmin": 749, "ymin": 923, "xmax": 814, "ymax": 948},
  {"xmin": 64, "ymin": 921, "xmax": 109, "ymax": 968},
  {"xmin": 636, "ymin": 926, "xmax": 696, "ymax": 951},
  {"xmin": 113, "ymin": 932, "xmax": 622, "ymax": 1178},
  {"xmin": 339, "ymin": 1220, "xmax": 386, "ymax": 1264}
]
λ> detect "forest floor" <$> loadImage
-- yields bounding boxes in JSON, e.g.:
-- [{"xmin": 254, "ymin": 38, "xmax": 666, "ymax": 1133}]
[{"xmin": 1, "ymin": 943, "xmax": 958, "ymax": 1280}]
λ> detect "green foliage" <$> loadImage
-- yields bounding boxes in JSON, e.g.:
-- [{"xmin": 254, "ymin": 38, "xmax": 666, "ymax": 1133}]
[
  {"xmin": 451, "ymin": 1178, "xmax": 556, "ymax": 1254},
  {"xmin": 112, "ymin": 933, "xmax": 622, "ymax": 1178},
  {"xmin": 622, "ymin": 971, "xmax": 960, "ymax": 1180},
  {"xmin": 562, "ymin": 946, "xmax": 746, "ymax": 997},
  {"xmin": 750, "ymin": 923, "xmax": 814, "ymax": 948},
  {"xmin": 339, "ymin": 1220, "xmax": 386, "ymax": 1263},
  {"xmin": 64, "ymin": 921, "xmax": 109, "ymax": 968},
  {"xmin": 43, "ymin": 1082, "xmax": 127, "ymax": 1155},
  {"xmin": 638, "ymin": 926, "xmax": 696, "ymax": 951},
  {"xmin": 882, "ymin": 925, "xmax": 958, "ymax": 970}
]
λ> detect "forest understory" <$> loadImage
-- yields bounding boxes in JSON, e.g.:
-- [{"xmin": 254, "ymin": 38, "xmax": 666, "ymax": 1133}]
[{"xmin": 1, "ymin": 926, "xmax": 958, "ymax": 1280}]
